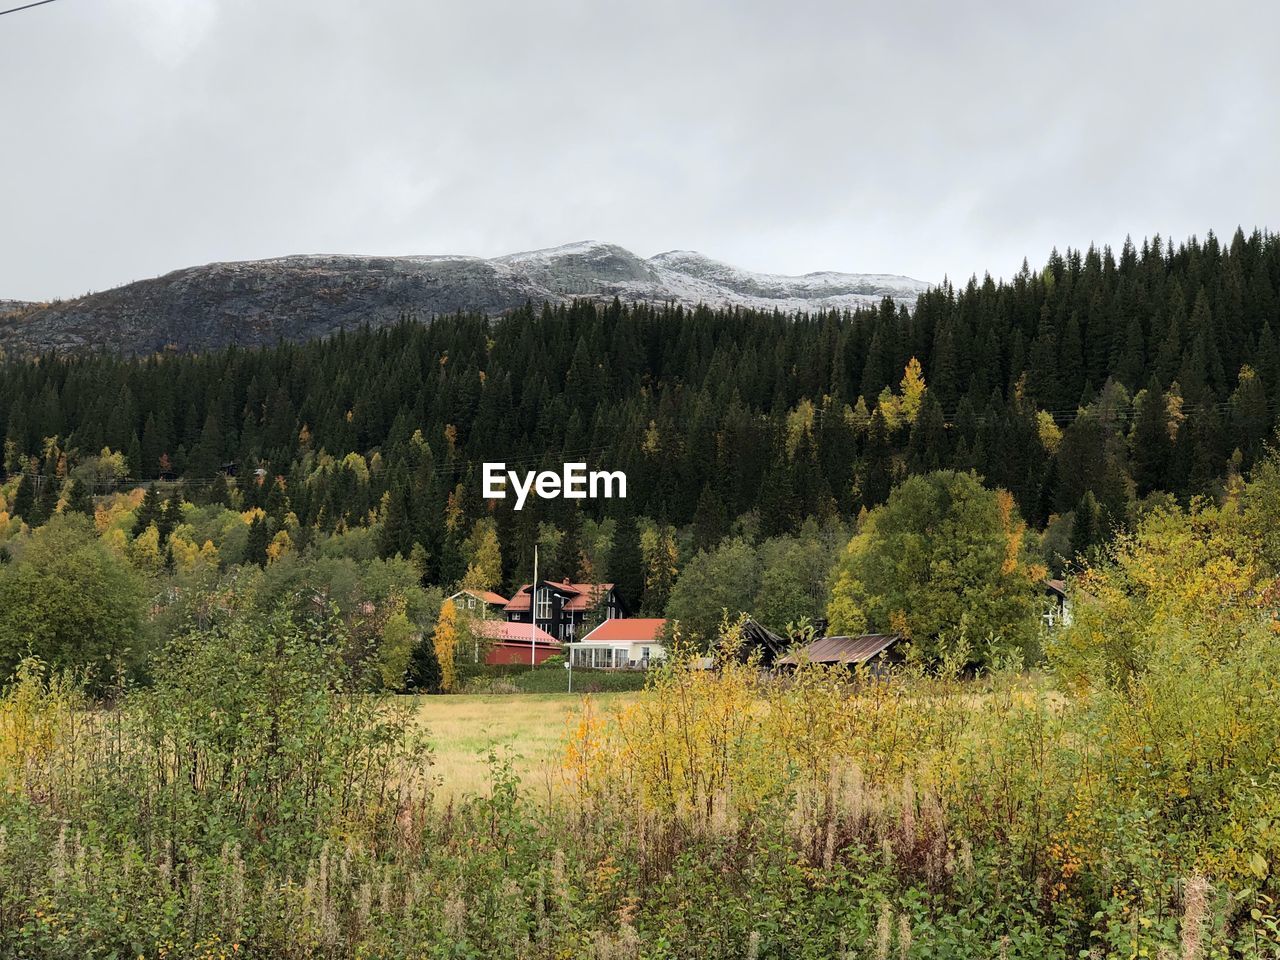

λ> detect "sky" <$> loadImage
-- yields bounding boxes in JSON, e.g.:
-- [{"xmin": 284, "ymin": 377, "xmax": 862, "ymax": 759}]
[{"xmin": 1, "ymin": 0, "xmax": 1277, "ymax": 301}]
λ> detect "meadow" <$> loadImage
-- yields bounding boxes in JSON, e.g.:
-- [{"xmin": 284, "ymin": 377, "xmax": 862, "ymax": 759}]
[{"xmin": 412, "ymin": 691, "xmax": 636, "ymax": 800}]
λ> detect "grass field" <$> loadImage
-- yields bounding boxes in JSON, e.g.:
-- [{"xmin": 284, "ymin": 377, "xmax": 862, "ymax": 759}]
[{"xmin": 409, "ymin": 692, "xmax": 637, "ymax": 801}]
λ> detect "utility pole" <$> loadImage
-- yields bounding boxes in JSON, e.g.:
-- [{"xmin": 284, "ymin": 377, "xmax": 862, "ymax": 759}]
[{"xmin": 530, "ymin": 543, "xmax": 538, "ymax": 667}]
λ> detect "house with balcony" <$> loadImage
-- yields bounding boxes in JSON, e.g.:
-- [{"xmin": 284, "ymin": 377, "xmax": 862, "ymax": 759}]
[{"xmin": 504, "ymin": 580, "xmax": 626, "ymax": 642}]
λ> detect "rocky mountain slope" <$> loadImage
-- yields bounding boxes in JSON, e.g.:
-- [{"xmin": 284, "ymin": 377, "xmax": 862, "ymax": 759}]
[{"xmin": 0, "ymin": 242, "xmax": 929, "ymax": 356}]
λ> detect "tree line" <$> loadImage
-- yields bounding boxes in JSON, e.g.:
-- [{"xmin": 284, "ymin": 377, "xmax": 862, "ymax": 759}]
[{"xmin": 2, "ymin": 227, "xmax": 1278, "ymax": 606}]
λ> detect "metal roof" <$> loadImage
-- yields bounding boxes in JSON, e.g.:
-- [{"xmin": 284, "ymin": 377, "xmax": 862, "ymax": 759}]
[
  {"xmin": 579, "ymin": 618, "xmax": 667, "ymax": 644},
  {"xmin": 775, "ymin": 633, "xmax": 901, "ymax": 667}
]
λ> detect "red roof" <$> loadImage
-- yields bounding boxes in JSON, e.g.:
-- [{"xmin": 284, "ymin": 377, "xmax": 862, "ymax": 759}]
[
  {"xmin": 454, "ymin": 588, "xmax": 510, "ymax": 606},
  {"xmin": 504, "ymin": 582, "xmax": 615, "ymax": 613},
  {"xmin": 580, "ymin": 618, "xmax": 667, "ymax": 644},
  {"xmin": 775, "ymin": 634, "xmax": 901, "ymax": 667},
  {"xmin": 470, "ymin": 620, "xmax": 559, "ymax": 646}
]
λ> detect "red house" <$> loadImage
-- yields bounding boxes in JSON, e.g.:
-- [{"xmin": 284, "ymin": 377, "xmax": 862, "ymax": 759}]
[{"xmin": 470, "ymin": 619, "xmax": 561, "ymax": 666}]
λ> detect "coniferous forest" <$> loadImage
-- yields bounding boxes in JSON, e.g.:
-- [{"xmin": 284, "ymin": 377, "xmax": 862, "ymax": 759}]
[
  {"xmin": 3, "ymin": 229, "xmax": 1278, "ymax": 597},
  {"xmin": 3, "ymin": 232, "xmax": 1280, "ymax": 957}
]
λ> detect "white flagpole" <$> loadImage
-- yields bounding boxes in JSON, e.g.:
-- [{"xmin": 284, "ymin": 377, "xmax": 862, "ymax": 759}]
[{"xmin": 531, "ymin": 544, "xmax": 538, "ymax": 667}]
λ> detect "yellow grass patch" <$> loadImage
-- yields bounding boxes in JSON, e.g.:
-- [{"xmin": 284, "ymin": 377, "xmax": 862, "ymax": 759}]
[{"xmin": 408, "ymin": 692, "xmax": 637, "ymax": 802}]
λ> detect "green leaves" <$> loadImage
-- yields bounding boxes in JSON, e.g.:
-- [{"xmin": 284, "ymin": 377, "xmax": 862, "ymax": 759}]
[
  {"xmin": 827, "ymin": 471, "xmax": 1042, "ymax": 667},
  {"xmin": 0, "ymin": 514, "xmax": 147, "ymax": 691}
]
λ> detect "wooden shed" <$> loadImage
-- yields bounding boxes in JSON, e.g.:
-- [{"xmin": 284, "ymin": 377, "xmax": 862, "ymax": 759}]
[{"xmin": 775, "ymin": 633, "xmax": 903, "ymax": 671}]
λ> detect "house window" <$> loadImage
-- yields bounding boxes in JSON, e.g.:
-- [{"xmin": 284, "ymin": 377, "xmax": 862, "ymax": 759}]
[
  {"xmin": 641, "ymin": 646, "xmax": 650, "ymax": 664},
  {"xmin": 535, "ymin": 588, "xmax": 552, "ymax": 622},
  {"xmin": 467, "ymin": 597, "xmax": 475, "ymax": 609},
  {"xmin": 616, "ymin": 649, "xmax": 629, "ymax": 669},
  {"xmin": 564, "ymin": 620, "xmax": 575, "ymax": 640}
]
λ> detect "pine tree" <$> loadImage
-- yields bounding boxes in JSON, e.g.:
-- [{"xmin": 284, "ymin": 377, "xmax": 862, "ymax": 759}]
[
  {"xmin": 244, "ymin": 515, "xmax": 270, "ymax": 567},
  {"xmin": 1129, "ymin": 381, "xmax": 1170, "ymax": 498},
  {"xmin": 405, "ymin": 636, "xmax": 443, "ymax": 694},
  {"xmin": 759, "ymin": 452, "xmax": 799, "ymax": 538},
  {"xmin": 409, "ymin": 541, "xmax": 432, "ymax": 586},
  {"xmin": 11, "ymin": 471, "xmax": 34, "ymax": 520},
  {"xmin": 206, "ymin": 473, "xmax": 232, "ymax": 508},
  {"xmin": 1069, "ymin": 492, "xmax": 1102, "ymax": 567},
  {"xmin": 378, "ymin": 483, "xmax": 412, "ymax": 559},
  {"xmin": 30, "ymin": 474, "xmax": 58, "ymax": 526},
  {"xmin": 907, "ymin": 393, "xmax": 948, "ymax": 472},
  {"xmin": 158, "ymin": 496, "xmax": 184, "ymax": 544},
  {"xmin": 607, "ymin": 510, "xmax": 645, "ymax": 612},
  {"xmin": 859, "ymin": 410, "xmax": 894, "ymax": 509},
  {"xmin": 1228, "ymin": 365, "xmax": 1270, "ymax": 468},
  {"xmin": 132, "ymin": 485, "xmax": 163, "ymax": 539},
  {"xmin": 65, "ymin": 478, "xmax": 95, "ymax": 518},
  {"xmin": 690, "ymin": 482, "xmax": 728, "ymax": 553}
]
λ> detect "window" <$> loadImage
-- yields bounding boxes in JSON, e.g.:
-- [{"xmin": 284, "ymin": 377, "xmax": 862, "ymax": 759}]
[
  {"xmin": 616, "ymin": 649, "xmax": 629, "ymax": 669},
  {"xmin": 535, "ymin": 588, "xmax": 551, "ymax": 622},
  {"xmin": 467, "ymin": 597, "xmax": 475, "ymax": 609},
  {"xmin": 641, "ymin": 646, "xmax": 650, "ymax": 664}
]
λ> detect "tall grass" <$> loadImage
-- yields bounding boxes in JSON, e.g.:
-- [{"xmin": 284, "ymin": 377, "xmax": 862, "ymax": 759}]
[{"xmin": 1, "ymin": 610, "xmax": 1277, "ymax": 956}]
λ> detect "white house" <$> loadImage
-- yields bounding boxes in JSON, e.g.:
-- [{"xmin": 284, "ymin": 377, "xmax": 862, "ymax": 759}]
[
  {"xmin": 1043, "ymin": 579, "xmax": 1073, "ymax": 628},
  {"xmin": 570, "ymin": 618, "xmax": 668, "ymax": 669},
  {"xmin": 448, "ymin": 588, "xmax": 510, "ymax": 618}
]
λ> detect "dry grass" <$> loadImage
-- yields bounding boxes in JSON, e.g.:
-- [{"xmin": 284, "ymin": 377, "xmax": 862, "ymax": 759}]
[{"xmin": 408, "ymin": 692, "xmax": 637, "ymax": 801}]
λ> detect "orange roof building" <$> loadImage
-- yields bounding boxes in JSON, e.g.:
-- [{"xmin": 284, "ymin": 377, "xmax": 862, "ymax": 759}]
[{"xmin": 572, "ymin": 618, "xmax": 667, "ymax": 670}]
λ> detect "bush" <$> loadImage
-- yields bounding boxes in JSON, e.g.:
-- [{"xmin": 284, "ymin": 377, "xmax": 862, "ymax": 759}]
[{"xmin": 0, "ymin": 514, "xmax": 147, "ymax": 689}]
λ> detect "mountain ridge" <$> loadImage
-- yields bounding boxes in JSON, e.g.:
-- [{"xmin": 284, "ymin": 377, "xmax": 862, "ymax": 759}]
[{"xmin": 0, "ymin": 241, "xmax": 929, "ymax": 356}]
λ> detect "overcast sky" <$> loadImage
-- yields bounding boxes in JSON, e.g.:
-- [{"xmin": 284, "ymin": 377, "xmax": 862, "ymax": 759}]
[{"xmin": 1, "ymin": 0, "xmax": 1277, "ymax": 300}]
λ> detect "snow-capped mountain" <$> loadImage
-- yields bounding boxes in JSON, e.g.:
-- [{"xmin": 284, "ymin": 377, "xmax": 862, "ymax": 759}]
[{"xmin": 0, "ymin": 242, "xmax": 929, "ymax": 355}]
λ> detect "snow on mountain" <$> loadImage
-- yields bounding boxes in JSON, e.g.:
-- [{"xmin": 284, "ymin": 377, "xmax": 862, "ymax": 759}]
[
  {"xmin": 499, "ymin": 241, "xmax": 930, "ymax": 310},
  {"xmin": 0, "ymin": 242, "xmax": 930, "ymax": 355}
]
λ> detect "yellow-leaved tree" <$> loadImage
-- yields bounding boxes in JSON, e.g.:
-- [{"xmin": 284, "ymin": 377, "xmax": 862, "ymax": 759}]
[
  {"xmin": 1047, "ymin": 453, "xmax": 1280, "ymax": 891},
  {"xmin": 461, "ymin": 518, "xmax": 502, "ymax": 593},
  {"xmin": 876, "ymin": 358, "xmax": 927, "ymax": 431},
  {"xmin": 432, "ymin": 598, "xmax": 459, "ymax": 693}
]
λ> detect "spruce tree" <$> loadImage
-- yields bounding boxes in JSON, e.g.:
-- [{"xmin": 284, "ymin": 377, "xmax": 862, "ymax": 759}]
[
  {"xmin": 244, "ymin": 515, "xmax": 270, "ymax": 567},
  {"xmin": 1069, "ymin": 492, "xmax": 1102, "ymax": 567},
  {"xmin": 158, "ymin": 496, "xmax": 184, "ymax": 544},
  {"xmin": 11, "ymin": 472, "xmax": 34, "ymax": 520},
  {"xmin": 30, "ymin": 474, "xmax": 59, "ymax": 526},
  {"xmin": 378, "ymin": 483, "xmax": 412, "ymax": 559},
  {"xmin": 690, "ymin": 482, "xmax": 728, "ymax": 553},
  {"xmin": 405, "ymin": 635, "xmax": 443, "ymax": 694},
  {"xmin": 206, "ymin": 473, "xmax": 232, "ymax": 508},
  {"xmin": 65, "ymin": 478, "xmax": 95, "ymax": 518},
  {"xmin": 1129, "ymin": 381, "xmax": 1170, "ymax": 498},
  {"xmin": 607, "ymin": 510, "xmax": 645, "ymax": 612},
  {"xmin": 132, "ymin": 485, "xmax": 163, "ymax": 539}
]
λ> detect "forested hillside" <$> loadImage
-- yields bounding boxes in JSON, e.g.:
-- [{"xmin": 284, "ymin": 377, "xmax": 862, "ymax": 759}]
[{"xmin": 2, "ymin": 229, "xmax": 1278, "ymax": 600}]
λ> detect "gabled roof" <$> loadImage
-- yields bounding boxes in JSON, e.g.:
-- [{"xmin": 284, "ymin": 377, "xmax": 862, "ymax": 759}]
[
  {"xmin": 1043, "ymin": 578, "xmax": 1068, "ymax": 599},
  {"xmin": 775, "ymin": 633, "xmax": 901, "ymax": 667},
  {"xmin": 580, "ymin": 618, "xmax": 667, "ymax": 644},
  {"xmin": 735, "ymin": 619, "xmax": 789, "ymax": 664},
  {"xmin": 504, "ymin": 582, "xmax": 615, "ymax": 613},
  {"xmin": 451, "ymin": 588, "xmax": 510, "ymax": 606},
  {"xmin": 470, "ymin": 619, "xmax": 559, "ymax": 646}
]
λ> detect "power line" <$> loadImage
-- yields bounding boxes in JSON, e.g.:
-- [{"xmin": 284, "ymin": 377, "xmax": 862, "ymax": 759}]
[{"xmin": 0, "ymin": 0, "xmax": 61, "ymax": 17}]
